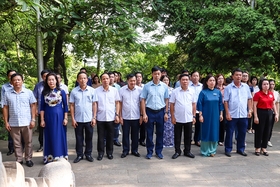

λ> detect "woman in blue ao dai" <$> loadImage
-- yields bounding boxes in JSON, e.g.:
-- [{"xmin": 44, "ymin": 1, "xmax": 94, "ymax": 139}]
[
  {"xmin": 40, "ymin": 72, "xmax": 68, "ymax": 164},
  {"xmin": 197, "ymin": 75, "xmax": 224, "ymax": 157}
]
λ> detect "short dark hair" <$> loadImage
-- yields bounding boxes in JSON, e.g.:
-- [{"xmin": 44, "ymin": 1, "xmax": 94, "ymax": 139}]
[
  {"xmin": 11, "ymin": 73, "xmax": 23, "ymax": 81},
  {"xmin": 231, "ymin": 68, "xmax": 243, "ymax": 75},
  {"xmin": 76, "ymin": 71, "xmax": 88, "ymax": 79},
  {"xmin": 190, "ymin": 71, "xmax": 199, "ymax": 76},
  {"xmin": 108, "ymin": 72, "xmax": 115, "ymax": 77},
  {"xmin": 80, "ymin": 67, "xmax": 87, "ymax": 72},
  {"xmin": 135, "ymin": 72, "xmax": 143, "ymax": 77},
  {"xmin": 151, "ymin": 66, "xmax": 161, "ymax": 73},
  {"xmin": 126, "ymin": 73, "xmax": 136, "ymax": 80},
  {"xmin": 6, "ymin": 69, "xmax": 16, "ymax": 76},
  {"xmin": 181, "ymin": 70, "xmax": 189, "ymax": 74},
  {"xmin": 258, "ymin": 78, "xmax": 269, "ymax": 91},
  {"xmin": 100, "ymin": 72, "xmax": 109, "ymax": 79},
  {"xmin": 179, "ymin": 73, "xmax": 189, "ymax": 80},
  {"xmin": 161, "ymin": 68, "xmax": 167, "ymax": 73},
  {"xmin": 41, "ymin": 69, "xmax": 50, "ymax": 76}
]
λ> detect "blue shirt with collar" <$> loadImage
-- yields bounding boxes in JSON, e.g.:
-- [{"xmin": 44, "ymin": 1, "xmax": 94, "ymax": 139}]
[
  {"xmin": 224, "ymin": 82, "xmax": 252, "ymax": 118},
  {"xmin": 3, "ymin": 87, "xmax": 37, "ymax": 127},
  {"xmin": 140, "ymin": 80, "xmax": 169, "ymax": 110},
  {"xmin": 69, "ymin": 86, "xmax": 98, "ymax": 122}
]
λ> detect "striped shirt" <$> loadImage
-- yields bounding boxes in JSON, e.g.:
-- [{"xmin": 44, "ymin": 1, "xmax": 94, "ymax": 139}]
[{"xmin": 3, "ymin": 87, "xmax": 37, "ymax": 127}]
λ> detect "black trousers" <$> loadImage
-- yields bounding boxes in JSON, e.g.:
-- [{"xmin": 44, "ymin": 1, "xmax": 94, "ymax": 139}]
[
  {"xmin": 97, "ymin": 121, "xmax": 114, "ymax": 155},
  {"xmin": 38, "ymin": 114, "xmax": 44, "ymax": 146},
  {"xmin": 219, "ymin": 111, "xmax": 226, "ymax": 143},
  {"xmin": 193, "ymin": 113, "xmax": 200, "ymax": 142},
  {"xmin": 254, "ymin": 109, "xmax": 273, "ymax": 149},
  {"xmin": 122, "ymin": 119, "xmax": 139, "ymax": 153},
  {"xmin": 139, "ymin": 122, "xmax": 146, "ymax": 143},
  {"xmin": 174, "ymin": 122, "xmax": 192, "ymax": 154},
  {"xmin": 268, "ymin": 113, "xmax": 275, "ymax": 141},
  {"xmin": 75, "ymin": 122, "xmax": 93, "ymax": 157}
]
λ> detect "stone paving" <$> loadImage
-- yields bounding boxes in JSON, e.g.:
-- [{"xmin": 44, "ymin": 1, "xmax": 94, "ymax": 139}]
[{"xmin": 1, "ymin": 121, "xmax": 280, "ymax": 187}]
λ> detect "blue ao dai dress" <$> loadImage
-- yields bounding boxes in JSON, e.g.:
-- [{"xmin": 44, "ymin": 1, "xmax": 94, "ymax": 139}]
[
  {"xmin": 197, "ymin": 88, "xmax": 224, "ymax": 156},
  {"xmin": 40, "ymin": 89, "xmax": 68, "ymax": 164}
]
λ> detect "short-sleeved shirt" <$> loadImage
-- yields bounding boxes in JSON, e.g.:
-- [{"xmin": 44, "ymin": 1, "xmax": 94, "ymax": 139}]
[
  {"xmin": 140, "ymin": 81, "xmax": 169, "ymax": 110},
  {"xmin": 70, "ymin": 86, "xmax": 98, "ymax": 122},
  {"xmin": 119, "ymin": 85, "xmax": 142, "ymax": 120},
  {"xmin": 60, "ymin": 84, "xmax": 69, "ymax": 95},
  {"xmin": 273, "ymin": 90, "xmax": 280, "ymax": 104},
  {"xmin": 95, "ymin": 86, "xmax": 120, "ymax": 121},
  {"xmin": 33, "ymin": 81, "xmax": 44, "ymax": 114},
  {"xmin": 169, "ymin": 87, "xmax": 196, "ymax": 123},
  {"xmin": 224, "ymin": 82, "xmax": 252, "ymax": 118},
  {"xmin": 1, "ymin": 82, "xmax": 13, "ymax": 108},
  {"xmin": 253, "ymin": 91, "xmax": 274, "ymax": 109},
  {"xmin": 4, "ymin": 87, "xmax": 37, "ymax": 127}
]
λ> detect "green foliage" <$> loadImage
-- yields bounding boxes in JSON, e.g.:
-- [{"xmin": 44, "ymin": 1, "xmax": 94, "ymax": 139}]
[
  {"xmin": 0, "ymin": 116, "xmax": 8, "ymax": 141},
  {"xmin": 158, "ymin": 0, "xmax": 280, "ymax": 76}
]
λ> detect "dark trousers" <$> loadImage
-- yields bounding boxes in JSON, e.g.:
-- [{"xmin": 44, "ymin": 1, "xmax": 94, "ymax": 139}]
[
  {"xmin": 225, "ymin": 118, "xmax": 247, "ymax": 153},
  {"xmin": 174, "ymin": 122, "xmax": 192, "ymax": 154},
  {"xmin": 38, "ymin": 114, "xmax": 44, "ymax": 146},
  {"xmin": 219, "ymin": 111, "xmax": 226, "ymax": 143},
  {"xmin": 122, "ymin": 119, "xmax": 140, "ymax": 154},
  {"xmin": 8, "ymin": 132, "xmax": 14, "ymax": 151},
  {"xmin": 254, "ymin": 109, "xmax": 273, "ymax": 149},
  {"xmin": 268, "ymin": 113, "xmax": 275, "ymax": 141},
  {"xmin": 139, "ymin": 122, "xmax": 146, "ymax": 143},
  {"xmin": 97, "ymin": 121, "xmax": 114, "ymax": 155},
  {"xmin": 75, "ymin": 122, "xmax": 93, "ymax": 156},
  {"xmin": 247, "ymin": 114, "xmax": 256, "ymax": 130},
  {"xmin": 193, "ymin": 113, "xmax": 201, "ymax": 142},
  {"xmin": 113, "ymin": 123, "xmax": 120, "ymax": 142},
  {"xmin": 146, "ymin": 108, "xmax": 164, "ymax": 155}
]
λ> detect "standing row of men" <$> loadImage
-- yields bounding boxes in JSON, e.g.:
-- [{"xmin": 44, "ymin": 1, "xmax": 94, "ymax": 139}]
[{"xmin": 1, "ymin": 67, "xmax": 258, "ymax": 165}]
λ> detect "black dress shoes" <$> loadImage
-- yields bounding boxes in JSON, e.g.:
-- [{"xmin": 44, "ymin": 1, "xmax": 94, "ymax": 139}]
[
  {"xmin": 26, "ymin": 160, "xmax": 34, "ymax": 167},
  {"xmin": 18, "ymin": 161, "xmax": 23, "ymax": 165},
  {"xmin": 132, "ymin": 152, "xmax": 141, "ymax": 157},
  {"xmin": 225, "ymin": 152, "xmax": 231, "ymax": 157},
  {"xmin": 36, "ymin": 145, "xmax": 43, "ymax": 152},
  {"xmin": 237, "ymin": 151, "xmax": 247, "ymax": 156},
  {"xmin": 184, "ymin": 152, "xmax": 195, "ymax": 158},
  {"xmin": 172, "ymin": 153, "xmax": 181, "ymax": 159},
  {"xmin": 73, "ymin": 156, "xmax": 83, "ymax": 163},
  {"xmin": 85, "ymin": 155, "xmax": 94, "ymax": 162},
  {"xmin": 97, "ymin": 154, "xmax": 103, "ymax": 161},
  {"xmin": 114, "ymin": 141, "xmax": 121, "ymax": 146},
  {"xmin": 139, "ymin": 142, "xmax": 146, "ymax": 147},
  {"xmin": 7, "ymin": 150, "xmax": 14, "ymax": 156},
  {"xmin": 107, "ymin": 154, "xmax": 113, "ymax": 160},
  {"xmin": 121, "ymin": 153, "xmax": 129, "ymax": 158}
]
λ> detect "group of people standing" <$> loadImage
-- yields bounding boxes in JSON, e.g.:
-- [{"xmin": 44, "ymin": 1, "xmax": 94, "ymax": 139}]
[{"xmin": 1, "ymin": 66, "xmax": 279, "ymax": 167}]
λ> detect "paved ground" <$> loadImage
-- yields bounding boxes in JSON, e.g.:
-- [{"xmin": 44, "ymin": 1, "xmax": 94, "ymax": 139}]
[{"xmin": 1, "ymin": 120, "xmax": 280, "ymax": 187}]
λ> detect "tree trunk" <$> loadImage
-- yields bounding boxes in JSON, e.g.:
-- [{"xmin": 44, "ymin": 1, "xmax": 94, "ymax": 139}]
[
  {"xmin": 96, "ymin": 37, "xmax": 105, "ymax": 75},
  {"xmin": 53, "ymin": 30, "xmax": 64, "ymax": 73}
]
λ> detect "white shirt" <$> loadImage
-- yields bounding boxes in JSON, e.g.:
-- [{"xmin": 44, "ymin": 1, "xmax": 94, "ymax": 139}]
[
  {"xmin": 169, "ymin": 87, "xmax": 196, "ymax": 123},
  {"xmin": 189, "ymin": 81, "xmax": 203, "ymax": 113},
  {"xmin": 119, "ymin": 85, "xmax": 142, "ymax": 120},
  {"xmin": 60, "ymin": 83, "xmax": 69, "ymax": 94},
  {"xmin": 95, "ymin": 86, "xmax": 120, "ymax": 121}
]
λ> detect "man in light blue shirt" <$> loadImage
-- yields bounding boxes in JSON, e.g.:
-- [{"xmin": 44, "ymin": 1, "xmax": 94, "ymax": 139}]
[
  {"xmin": 70, "ymin": 72, "xmax": 98, "ymax": 163},
  {"xmin": 141, "ymin": 66, "xmax": 169, "ymax": 159},
  {"xmin": 1, "ymin": 69, "xmax": 17, "ymax": 155},
  {"xmin": 224, "ymin": 68, "xmax": 253, "ymax": 157}
]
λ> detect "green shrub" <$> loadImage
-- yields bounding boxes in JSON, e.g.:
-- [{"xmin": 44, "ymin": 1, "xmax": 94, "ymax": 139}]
[{"xmin": 0, "ymin": 117, "xmax": 8, "ymax": 141}]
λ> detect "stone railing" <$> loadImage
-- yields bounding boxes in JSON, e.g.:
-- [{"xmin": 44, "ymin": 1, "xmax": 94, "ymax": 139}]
[{"xmin": 0, "ymin": 152, "xmax": 75, "ymax": 187}]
